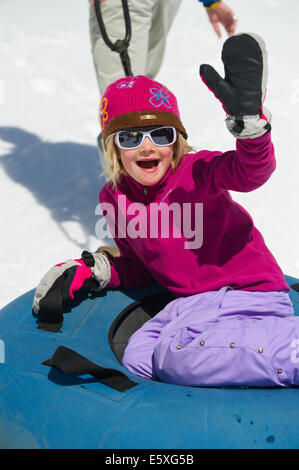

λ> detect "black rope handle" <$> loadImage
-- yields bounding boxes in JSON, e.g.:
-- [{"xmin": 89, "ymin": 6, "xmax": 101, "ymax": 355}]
[{"xmin": 94, "ymin": 0, "xmax": 133, "ymax": 77}]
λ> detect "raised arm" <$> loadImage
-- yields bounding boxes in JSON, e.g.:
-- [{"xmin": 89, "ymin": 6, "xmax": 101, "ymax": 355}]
[{"xmin": 198, "ymin": 132, "xmax": 275, "ymax": 193}]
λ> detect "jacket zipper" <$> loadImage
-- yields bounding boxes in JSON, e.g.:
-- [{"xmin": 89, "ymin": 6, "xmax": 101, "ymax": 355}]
[{"xmin": 144, "ymin": 186, "xmax": 148, "ymax": 195}]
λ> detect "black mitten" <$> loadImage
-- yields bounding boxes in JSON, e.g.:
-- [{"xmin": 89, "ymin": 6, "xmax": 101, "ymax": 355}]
[{"xmin": 200, "ymin": 33, "xmax": 271, "ymax": 139}]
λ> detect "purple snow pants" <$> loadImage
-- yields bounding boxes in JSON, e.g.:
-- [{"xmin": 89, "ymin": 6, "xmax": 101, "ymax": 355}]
[{"xmin": 122, "ymin": 287, "xmax": 299, "ymax": 387}]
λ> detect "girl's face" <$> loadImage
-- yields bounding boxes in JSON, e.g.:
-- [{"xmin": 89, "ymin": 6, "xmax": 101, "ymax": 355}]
[{"xmin": 118, "ymin": 136, "xmax": 174, "ymax": 187}]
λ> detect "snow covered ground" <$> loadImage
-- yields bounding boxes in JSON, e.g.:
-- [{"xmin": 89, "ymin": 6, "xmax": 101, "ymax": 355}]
[{"xmin": 0, "ymin": 0, "xmax": 298, "ymax": 310}]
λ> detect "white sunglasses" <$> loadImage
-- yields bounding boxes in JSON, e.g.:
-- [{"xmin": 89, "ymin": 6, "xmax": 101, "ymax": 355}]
[{"xmin": 114, "ymin": 126, "xmax": 177, "ymax": 150}]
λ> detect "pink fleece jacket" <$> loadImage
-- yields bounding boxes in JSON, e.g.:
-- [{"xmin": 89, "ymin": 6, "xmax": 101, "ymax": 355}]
[{"xmin": 99, "ymin": 133, "xmax": 289, "ymax": 296}]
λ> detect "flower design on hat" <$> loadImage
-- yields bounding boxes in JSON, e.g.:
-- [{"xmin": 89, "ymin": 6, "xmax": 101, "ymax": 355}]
[
  {"xmin": 149, "ymin": 87, "xmax": 171, "ymax": 109},
  {"xmin": 100, "ymin": 97, "xmax": 108, "ymax": 130},
  {"xmin": 116, "ymin": 78, "xmax": 138, "ymax": 89}
]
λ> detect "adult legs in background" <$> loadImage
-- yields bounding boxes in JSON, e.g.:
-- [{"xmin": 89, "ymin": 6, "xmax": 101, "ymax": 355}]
[
  {"xmin": 89, "ymin": 0, "xmax": 182, "ymax": 95},
  {"xmin": 145, "ymin": 0, "xmax": 183, "ymax": 79}
]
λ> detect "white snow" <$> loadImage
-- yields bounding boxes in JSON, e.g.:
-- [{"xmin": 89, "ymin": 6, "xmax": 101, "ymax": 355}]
[{"xmin": 0, "ymin": 0, "xmax": 298, "ymax": 310}]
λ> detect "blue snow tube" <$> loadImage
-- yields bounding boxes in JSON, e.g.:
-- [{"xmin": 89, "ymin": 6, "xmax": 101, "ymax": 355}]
[{"xmin": 0, "ymin": 274, "xmax": 299, "ymax": 449}]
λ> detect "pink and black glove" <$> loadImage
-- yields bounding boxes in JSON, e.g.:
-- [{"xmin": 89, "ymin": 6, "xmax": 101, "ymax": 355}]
[
  {"xmin": 200, "ymin": 33, "xmax": 271, "ymax": 139},
  {"xmin": 32, "ymin": 251, "xmax": 111, "ymax": 324}
]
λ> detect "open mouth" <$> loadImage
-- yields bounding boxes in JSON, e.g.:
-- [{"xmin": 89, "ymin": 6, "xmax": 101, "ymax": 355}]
[{"xmin": 137, "ymin": 160, "xmax": 160, "ymax": 169}]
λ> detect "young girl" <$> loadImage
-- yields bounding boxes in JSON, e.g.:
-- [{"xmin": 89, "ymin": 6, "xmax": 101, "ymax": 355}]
[{"xmin": 33, "ymin": 33, "xmax": 298, "ymax": 388}]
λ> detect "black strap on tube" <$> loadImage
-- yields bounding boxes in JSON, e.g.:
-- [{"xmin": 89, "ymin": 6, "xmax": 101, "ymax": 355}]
[{"xmin": 42, "ymin": 346, "xmax": 138, "ymax": 392}]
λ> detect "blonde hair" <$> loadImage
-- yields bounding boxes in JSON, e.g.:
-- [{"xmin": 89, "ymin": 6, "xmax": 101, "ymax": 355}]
[{"xmin": 102, "ymin": 132, "xmax": 195, "ymax": 188}]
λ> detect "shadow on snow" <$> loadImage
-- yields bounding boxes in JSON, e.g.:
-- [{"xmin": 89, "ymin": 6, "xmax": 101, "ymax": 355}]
[{"xmin": 0, "ymin": 126, "xmax": 107, "ymax": 250}]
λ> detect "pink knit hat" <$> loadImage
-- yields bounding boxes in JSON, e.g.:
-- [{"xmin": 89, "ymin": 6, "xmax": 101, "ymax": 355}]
[{"xmin": 100, "ymin": 75, "xmax": 187, "ymax": 147}]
